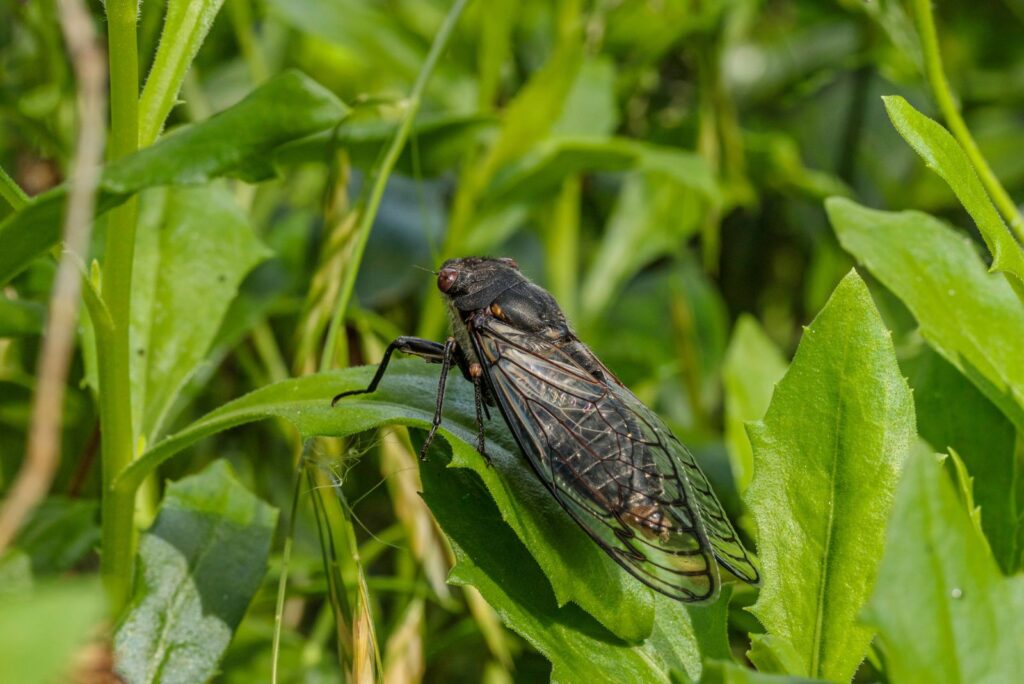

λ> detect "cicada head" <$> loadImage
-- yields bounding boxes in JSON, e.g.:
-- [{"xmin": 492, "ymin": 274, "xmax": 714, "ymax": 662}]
[{"xmin": 436, "ymin": 256, "xmax": 524, "ymax": 312}]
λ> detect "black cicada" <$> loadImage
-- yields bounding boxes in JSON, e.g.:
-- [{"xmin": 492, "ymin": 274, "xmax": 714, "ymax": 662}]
[{"xmin": 333, "ymin": 257, "xmax": 759, "ymax": 602}]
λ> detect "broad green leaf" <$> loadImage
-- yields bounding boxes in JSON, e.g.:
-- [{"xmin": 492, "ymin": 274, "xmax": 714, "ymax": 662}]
[
  {"xmin": 273, "ymin": 112, "xmax": 497, "ymax": 177},
  {"xmin": 115, "ymin": 460, "xmax": 278, "ymax": 684},
  {"xmin": 118, "ymin": 362, "xmax": 657, "ymax": 643},
  {"xmin": 12, "ymin": 497, "xmax": 98, "ymax": 574},
  {"xmin": 903, "ymin": 346, "xmax": 1018, "ymax": 572},
  {"xmin": 703, "ymin": 660, "xmax": 826, "ymax": 684},
  {"xmin": 722, "ymin": 315, "xmax": 788, "ymax": 495},
  {"xmin": 745, "ymin": 271, "xmax": 915, "ymax": 681},
  {"xmin": 829, "ymin": 197, "xmax": 1024, "ymax": 432},
  {"xmin": 881, "ymin": 96, "xmax": 1024, "ymax": 291},
  {"xmin": 419, "ymin": 444, "xmax": 727, "ymax": 683},
  {"xmin": 130, "ymin": 185, "xmax": 270, "ymax": 442},
  {"xmin": 0, "ymin": 296, "xmax": 44, "ymax": 337},
  {"xmin": 0, "ymin": 70, "xmax": 347, "ymax": 286},
  {"xmin": 139, "ymin": 0, "xmax": 226, "ymax": 146},
  {"xmin": 0, "ymin": 578, "xmax": 106, "ymax": 684},
  {"xmin": 863, "ymin": 448, "xmax": 1024, "ymax": 682}
]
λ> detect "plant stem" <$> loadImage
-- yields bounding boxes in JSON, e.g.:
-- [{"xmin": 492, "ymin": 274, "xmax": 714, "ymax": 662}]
[
  {"xmin": 0, "ymin": 164, "xmax": 28, "ymax": 210},
  {"xmin": 913, "ymin": 0, "xmax": 1024, "ymax": 245},
  {"xmin": 319, "ymin": 0, "xmax": 472, "ymax": 371},
  {"xmin": 99, "ymin": 0, "xmax": 140, "ymax": 614}
]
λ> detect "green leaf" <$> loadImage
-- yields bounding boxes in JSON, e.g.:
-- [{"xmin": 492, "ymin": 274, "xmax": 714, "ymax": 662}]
[
  {"xmin": 420, "ymin": 443, "xmax": 725, "ymax": 683},
  {"xmin": 272, "ymin": 112, "xmax": 497, "ymax": 177},
  {"xmin": 703, "ymin": 660, "xmax": 826, "ymax": 684},
  {"xmin": 12, "ymin": 497, "xmax": 99, "ymax": 574},
  {"xmin": 829, "ymin": 197, "xmax": 1024, "ymax": 432},
  {"xmin": 863, "ymin": 448, "xmax": 1024, "ymax": 682},
  {"xmin": 119, "ymin": 361, "xmax": 657, "ymax": 643},
  {"xmin": 745, "ymin": 271, "xmax": 916, "ymax": 681},
  {"xmin": 130, "ymin": 185, "xmax": 270, "ymax": 442},
  {"xmin": 115, "ymin": 460, "xmax": 278, "ymax": 684},
  {"xmin": 881, "ymin": 96, "xmax": 1024, "ymax": 291},
  {"xmin": 580, "ymin": 169, "xmax": 709, "ymax": 322},
  {"xmin": 0, "ymin": 70, "xmax": 347, "ymax": 286},
  {"xmin": 0, "ymin": 578, "xmax": 106, "ymax": 684},
  {"xmin": 722, "ymin": 315, "xmax": 788, "ymax": 495},
  {"xmin": 0, "ymin": 296, "xmax": 45, "ymax": 337},
  {"xmin": 903, "ymin": 346, "xmax": 1019, "ymax": 572},
  {"xmin": 139, "ymin": 0, "xmax": 226, "ymax": 146},
  {"xmin": 484, "ymin": 137, "xmax": 718, "ymax": 215}
]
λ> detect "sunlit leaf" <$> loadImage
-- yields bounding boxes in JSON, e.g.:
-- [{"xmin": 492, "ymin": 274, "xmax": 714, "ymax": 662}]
[
  {"xmin": 745, "ymin": 271, "xmax": 915, "ymax": 681},
  {"xmin": 882, "ymin": 96, "xmax": 1024, "ymax": 292},
  {"xmin": 829, "ymin": 197, "xmax": 1024, "ymax": 432},
  {"xmin": 115, "ymin": 460, "xmax": 277, "ymax": 684},
  {"xmin": 863, "ymin": 448, "xmax": 1024, "ymax": 682}
]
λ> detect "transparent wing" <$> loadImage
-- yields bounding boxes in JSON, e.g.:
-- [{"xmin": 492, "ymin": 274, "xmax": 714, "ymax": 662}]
[{"xmin": 472, "ymin": 318, "xmax": 758, "ymax": 602}]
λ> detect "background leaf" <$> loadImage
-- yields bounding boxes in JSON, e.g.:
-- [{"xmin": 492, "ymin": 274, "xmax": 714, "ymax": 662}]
[
  {"xmin": 722, "ymin": 315, "xmax": 788, "ymax": 496},
  {"xmin": 829, "ymin": 197, "xmax": 1024, "ymax": 432},
  {"xmin": 0, "ymin": 70, "xmax": 346, "ymax": 286},
  {"xmin": 863, "ymin": 447, "xmax": 1024, "ymax": 682},
  {"xmin": 0, "ymin": 578, "xmax": 106, "ymax": 684},
  {"xmin": 745, "ymin": 271, "xmax": 915, "ymax": 681},
  {"xmin": 114, "ymin": 460, "xmax": 278, "ymax": 684}
]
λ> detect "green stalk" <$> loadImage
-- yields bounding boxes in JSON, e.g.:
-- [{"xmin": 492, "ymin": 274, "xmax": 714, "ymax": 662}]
[
  {"xmin": 99, "ymin": 0, "xmax": 140, "ymax": 613},
  {"xmin": 0, "ymin": 164, "xmax": 28, "ymax": 210},
  {"xmin": 319, "ymin": 0, "xmax": 472, "ymax": 371},
  {"xmin": 913, "ymin": 0, "xmax": 1024, "ymax": 245}
]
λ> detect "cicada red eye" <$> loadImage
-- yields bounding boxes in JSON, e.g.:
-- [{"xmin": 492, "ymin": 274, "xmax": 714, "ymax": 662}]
[{"xmin": 437, "ymin": 268, "xmax": 458, "ymax": 293}]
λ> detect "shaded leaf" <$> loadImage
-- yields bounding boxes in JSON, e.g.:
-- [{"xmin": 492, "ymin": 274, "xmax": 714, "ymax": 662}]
[
  {"xmin": 0, "ymin": 296, "xmax": 45, "ymax": 337},
  {"xmin": 829, "ymin": 197, "xmax": 1024, "ymax": 432},
  {"xmin": 863, "ymin": 448, "xmax": 1024, "ymax": 682},
  {"xmin": 115, "ymin": 460, "xmax": 278, "ymax": 684},
  {"xmin": 0, "ymin": 70, "xmax": 347, "ymax": 286},
  {"xmin": 130, "ymin": 184, "xmax": 270, "ymax": 442},
  {"xmin": 745, "ymin": 271, "xmax": 915, "ymax": 681},
  {"xmin": 903, "ymin": 346, "xmax": 1018, "ymax": 572},
  {"xmin": 722, "ymin": 315, "xmax": 788, "ymax": 495},
  {"xmin": 420, "ymin": 441, "xmax": 724, "ymax": 683},
  {"xmin": 119, "ymin": 361, "xmax": 657, "ymax": 643},
  {"xmin": 12, "ymin": 497, "xmax": 98, "ymax": 574},
  {"xmin": 882, "ymin": 95, "xmax": 1024, "ymax": 291}
]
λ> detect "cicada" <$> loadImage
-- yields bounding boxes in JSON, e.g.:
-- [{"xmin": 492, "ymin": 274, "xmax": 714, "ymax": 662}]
[{"xmin": 333, "ymin": 257, "xmax": 759, "ymax": 602}]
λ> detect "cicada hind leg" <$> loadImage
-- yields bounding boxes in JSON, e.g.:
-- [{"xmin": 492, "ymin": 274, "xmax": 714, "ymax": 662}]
[{"xmin": 332, "ymin": 335, "xmax": 490, "ymax": 464}]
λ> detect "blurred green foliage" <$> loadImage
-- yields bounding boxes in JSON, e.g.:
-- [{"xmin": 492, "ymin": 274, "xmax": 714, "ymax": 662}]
[{"xmin": 1, "ymin": 0, "xmax": 1023, "ymax": 681}]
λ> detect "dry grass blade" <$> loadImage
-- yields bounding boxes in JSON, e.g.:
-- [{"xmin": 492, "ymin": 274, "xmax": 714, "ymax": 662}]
[{"xmin": 0, "ymin": 0, "xmax": 106, "ymax": 551}]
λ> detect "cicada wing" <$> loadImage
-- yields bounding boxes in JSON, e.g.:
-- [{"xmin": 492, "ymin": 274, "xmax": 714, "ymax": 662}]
[{"xmin": 472, "ymin": 319, "xmax": 757, "ymax": 602}]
